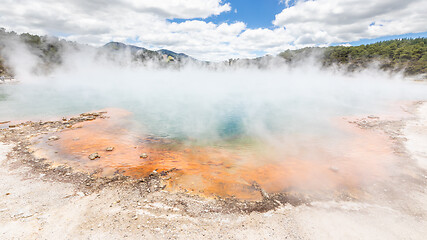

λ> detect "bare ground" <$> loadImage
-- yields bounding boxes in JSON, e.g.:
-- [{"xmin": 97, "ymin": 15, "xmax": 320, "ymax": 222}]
[{"xmin": 1, "ymin": 103, "xmax": 427, "ymax": 239}]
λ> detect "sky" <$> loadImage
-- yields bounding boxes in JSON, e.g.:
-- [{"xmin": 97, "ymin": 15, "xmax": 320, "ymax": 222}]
[{"xmin": 0, "ymin": 0, "xmax": 426, "ymax": 61}]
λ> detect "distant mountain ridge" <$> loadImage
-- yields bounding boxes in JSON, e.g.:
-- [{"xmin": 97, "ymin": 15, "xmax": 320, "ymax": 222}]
[{"xmin": 103, "ymin": 42, "xmax": 192, "ymax": 61}]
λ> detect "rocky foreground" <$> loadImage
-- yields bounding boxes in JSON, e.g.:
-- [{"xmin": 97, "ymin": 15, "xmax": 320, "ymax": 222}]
[{"xmin": 0, "ymin": 105, "xmax": 427, "ymax": 239}]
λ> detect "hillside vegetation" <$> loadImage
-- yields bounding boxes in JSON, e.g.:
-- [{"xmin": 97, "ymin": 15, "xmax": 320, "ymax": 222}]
[
  {"xmin": 0, "ymin": 28, "xmax": 190, "ymax": 77},
  {"xmin": 0, "ymin": 28, "xmax": 77, "ymax": 76},
  {"xmin": 279, "ymin": 38, "xmax": 427, "ymax": 76}
]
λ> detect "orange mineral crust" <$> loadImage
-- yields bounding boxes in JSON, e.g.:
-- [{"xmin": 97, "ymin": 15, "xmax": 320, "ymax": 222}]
[{"xmin": 31, "ymin": 109, "xmax": 397, "ymax": 200}]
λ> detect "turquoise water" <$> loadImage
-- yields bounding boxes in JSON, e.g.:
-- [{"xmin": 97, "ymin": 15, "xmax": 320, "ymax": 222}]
[
  {"xmin": 0, "ymin": 81, "xmax": 338, "ymax": 140},
  {"xmin": 1, "ymin": 70, "xmax": 426, "ymax": 142}
]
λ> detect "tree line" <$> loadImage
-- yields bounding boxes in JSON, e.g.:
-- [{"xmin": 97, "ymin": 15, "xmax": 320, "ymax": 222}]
[
  {"xmin": 279, "ymin": 38, "xmax": 427, "ymax": 76},
  {"xmin": 0, "ymin": 28, "xmax": 79, "ymax": 76}
]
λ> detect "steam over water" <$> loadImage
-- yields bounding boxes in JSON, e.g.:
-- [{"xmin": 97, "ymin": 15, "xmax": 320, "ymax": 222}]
[
  {"xmin": 2, "ymin": 56, "xmax": 427, "ymax": 199},
  {"xmin": 1, "ymin": 66, "xmax": 426, "ymax": 140}
]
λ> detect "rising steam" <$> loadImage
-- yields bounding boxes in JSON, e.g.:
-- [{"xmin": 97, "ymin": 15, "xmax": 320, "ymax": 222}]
[{"xmin": 1, "ymin": 41, "xmax": 426, "ymax": 141}]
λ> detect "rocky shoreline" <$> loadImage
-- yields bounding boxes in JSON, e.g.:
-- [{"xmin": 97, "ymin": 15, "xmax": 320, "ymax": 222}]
[
  {"xmin": 0, "ymin": 111, "xmax": 309, "ymax": 214},
  {"xmin": 1, "ymin": 105, "xmax": 427, "ymax": 239}
]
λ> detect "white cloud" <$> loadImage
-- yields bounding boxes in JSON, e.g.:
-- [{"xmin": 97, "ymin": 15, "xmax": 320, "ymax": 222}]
[
  {"xmin": 120, "ymin": 0, "xmax": 231, "ymax": 19},
  {"xmin": 274, "ymin": 0, "xmax": 427, "ymax": 44},
  {"xmin": 279, "ymin": 0, "xmax": 294, "ymax": 7},
  {"xmin": 0, "ymin": 0, "xmax": 241, "ymax": 60},
  {"xmin": 0, "ymin": 0, "xmax": 426, "ymax": 61}
]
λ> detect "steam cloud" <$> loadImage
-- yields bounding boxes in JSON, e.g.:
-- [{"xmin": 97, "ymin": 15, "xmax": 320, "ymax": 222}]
[{"xmin": 1, "ymin": 37, "xmax": 427, "ymax": 144}]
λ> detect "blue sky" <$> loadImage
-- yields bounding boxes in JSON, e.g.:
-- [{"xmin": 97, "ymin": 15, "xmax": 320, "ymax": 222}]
[
  {"xmin": 342, "ymin": 32, "xmax": 427, "ymax": 46},
  {"xmin": 170, "ymin": 0, "xmax": 297, "ymax": 29}
]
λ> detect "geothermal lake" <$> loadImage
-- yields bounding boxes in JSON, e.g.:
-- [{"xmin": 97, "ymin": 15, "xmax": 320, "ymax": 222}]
[{"xmin": 1, "ymin": 69, "xmax": 427, "ymax": 199}]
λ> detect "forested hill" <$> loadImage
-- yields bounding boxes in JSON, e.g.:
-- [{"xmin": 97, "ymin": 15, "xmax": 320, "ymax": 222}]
[
  {"xmin": 0, "ymin": 29, "xmax": 192, "ymax": 77},
  {"xmin": 278, "ymin": 38, "xmax": 427, "ymax": 76},
  {"xmin": 0, "ymin": 28, "xmax": 79, "ymax": 76}
]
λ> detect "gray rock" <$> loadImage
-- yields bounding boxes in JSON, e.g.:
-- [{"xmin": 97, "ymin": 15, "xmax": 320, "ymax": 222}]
[
  {"xmin": 88, "ymin": 153, "xmax": 100, "ymax": 160},
  {"xmin": 48, "ymin": 136, "xmax": 60, "ymax": 141},
  {"xmin": 106, "ymin": 147, "xmax": 114, "ymax": 151},
  {"xmin": 12, "ymin": 210, "xmax": 33, "ymax": 219},
  {"xmin": 140, "ymin": 153, "xmax": 148, "ymax": 159}
]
